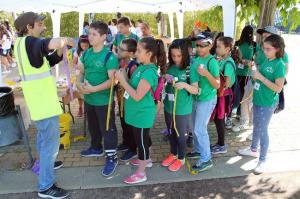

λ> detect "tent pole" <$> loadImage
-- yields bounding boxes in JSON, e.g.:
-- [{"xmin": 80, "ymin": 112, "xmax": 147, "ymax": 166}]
[
  {"xmin": 51, "ymin": 10, "xmax": 61, "ymax": 79},
  {"xmin": 79, "ymin": 12, "xmax": 85, "ymax": 36},
  {"xmin": 176, "ymin": 11, "xmax": 184, "ymax": 38},
  {"xmin": 168, "ymin": 12, "xmax": 174, "ymax": 41},
  {"xmin": 221, "ymin": 0, "xmax": 236, "ymax": 38}
]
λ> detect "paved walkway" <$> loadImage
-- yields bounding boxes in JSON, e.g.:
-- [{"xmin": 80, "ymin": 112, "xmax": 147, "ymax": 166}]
[{"xmin": 0, "ymin": 34, "xmax": 300, "ymax": 195}]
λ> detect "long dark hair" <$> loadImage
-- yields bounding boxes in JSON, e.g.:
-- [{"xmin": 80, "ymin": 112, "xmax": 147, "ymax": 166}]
[
  {"xmin": 168, "ymin": 39, "xmax": 190, "ymax": 70},
  {"xmin": 210, "ymin": 32, "xmax": 224, "ymax": 55},
  {"xmin": 236, "ymin": 25, "xmax": 254, "ymax": 46},
  {"xmin": 264, "ymin": 34, "xmax": 285, "ymax": 58},
  {"xmin": 139, "ymin": 37, "xmax": 167, "ymax": 71},
  {"xmin": 76, "ymin": 35, "xmax": 90, "ymax": 56}
]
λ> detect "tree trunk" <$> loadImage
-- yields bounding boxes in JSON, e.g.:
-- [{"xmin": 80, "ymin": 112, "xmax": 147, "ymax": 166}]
[{"xmin": 257, "ymin": 0, "xmax": 278, "ymax": 43}]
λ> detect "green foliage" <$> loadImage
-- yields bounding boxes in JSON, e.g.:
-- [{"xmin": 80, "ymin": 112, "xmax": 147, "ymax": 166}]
[{"xmin": 235, "ymin": 0, "xmax": 300, "ymax": 32}]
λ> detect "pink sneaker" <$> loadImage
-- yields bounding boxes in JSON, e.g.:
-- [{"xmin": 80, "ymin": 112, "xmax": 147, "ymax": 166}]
[
  {"xmin": 124, "ymin": 172, "xmax": 147, "ymax": 184},
  {"xmin": 130, "ymin": 159, "xmax": 153, "ymax": 168}
]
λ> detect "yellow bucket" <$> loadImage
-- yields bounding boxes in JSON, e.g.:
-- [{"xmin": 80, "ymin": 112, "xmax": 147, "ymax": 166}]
[{"xmin": 59, "ymin": 113, "xmax": 72, "ymax": 132}]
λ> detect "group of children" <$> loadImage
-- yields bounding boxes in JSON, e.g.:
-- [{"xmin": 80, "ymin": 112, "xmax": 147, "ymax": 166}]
[{"xmin": 71, "ymin": 16, "xmax": 287, "ymax": 184}]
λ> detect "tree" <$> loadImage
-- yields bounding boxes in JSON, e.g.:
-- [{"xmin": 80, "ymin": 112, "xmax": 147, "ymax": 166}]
[{"xmin": 236, "ymin": 0, "xmax": 300, "ymax": 31}]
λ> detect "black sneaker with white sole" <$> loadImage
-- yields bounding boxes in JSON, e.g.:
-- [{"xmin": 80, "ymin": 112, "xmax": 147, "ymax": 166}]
[
  {"xmin": 38, "ymin": 184, "xmax": 69, "ymax": 199},
  {"xmin": 54, "ymin": 161, "xmax": 63, "ymax": 170}
]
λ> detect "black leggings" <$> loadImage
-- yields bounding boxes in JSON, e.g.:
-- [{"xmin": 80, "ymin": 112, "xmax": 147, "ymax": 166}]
[
  {"xmin": 85, "ymin": 102, "xmax": 118, "ymax": 152},
  {"xmin": 129, "ymin": 125, "xmax": 152, "ymax": 160},
  {"xmin": 237, "ymin": 76, "xmax": 248, "ymax": 116},
  {"xmin": 119, "ymin": 104, "xmax": 137, "ymax": 152},
  {"xmin": 214, "ymin": 95, "xmax": 231, "ymax": 146},
  {"xmin": 164, "ymin": 112, "xmax": 190, "ymax": 160}
]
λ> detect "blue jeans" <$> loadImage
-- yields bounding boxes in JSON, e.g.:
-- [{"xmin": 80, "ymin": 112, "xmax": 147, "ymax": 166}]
[
  {"xmin": 192, "ymin": 98, "xmax": 217, "ymax": 163},
  {"xmin": 35, "ymin": 116, "xmax": 60, "ymax": 191},
  {"xmin": 251, "ymin": 105, "xmax": 276, "ymax": 162}
]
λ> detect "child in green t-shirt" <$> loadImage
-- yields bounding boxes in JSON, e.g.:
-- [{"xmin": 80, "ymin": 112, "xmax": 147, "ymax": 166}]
[
  {"xmin": 211, "ymin": 36, "xmax": 236, "ymax": 155},
  {"xmin": 238, "ymin": 34, "xmax": 286, "ymax": 174},
  {"xmin": 115, "ymin": 38, "xmax": 140, "ymax": 161},
  {"xmin": 112, "ymin": 16, "xmax": 139, "ymax": 54},
  {"xmin": 76, "ymin": 21, "xmax": 119, "ymax": 177},
  {"xmin": 115, "ymin": 37, "xmax": 166, "ymax": 184},
  {"xmin": 161, "ymin": 39, "xmax": 199, "ymax": 172},
  {"xmin": 187, "ymin": 32, "xmax": 220, "ymax": 173}
]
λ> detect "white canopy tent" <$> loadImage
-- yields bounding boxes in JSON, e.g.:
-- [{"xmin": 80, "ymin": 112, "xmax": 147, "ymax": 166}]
[
  {"xmin": 1, "ymin": 0, "xmax": 236, "ymax": 38},
  {"xmin": 0, "ymin": 0, "xmax": 236, "ymax": 83}
]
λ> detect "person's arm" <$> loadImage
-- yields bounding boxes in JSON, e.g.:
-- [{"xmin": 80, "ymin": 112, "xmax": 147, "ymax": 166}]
[
  {"xmin": 197, "ymin": 66, "xmax": 220, "ymax": 89},
  {"xmin": 115, "ymin": 68, "xmax": 151, "ymax": 101},
  {"xmin": 224, "ymin": 76, "xmax": 231, "ymax": 88},
  {"xmin": 82, "ymin": 70, "xmax": 116, "ymax": 94},
  {"xmin": 47, "ymin": 37, "xmax": 74, "ymax": 52},
  {"xmin": 174, "ymin": 82, "xmax": 198, "ymax": 94},
  {"xmin": 253, "ymin": 71, "xmax": 285, "ymax": 93},
  {"xmin": 73, "ymin": 52, "xmax": 79, "ymax": 65}
]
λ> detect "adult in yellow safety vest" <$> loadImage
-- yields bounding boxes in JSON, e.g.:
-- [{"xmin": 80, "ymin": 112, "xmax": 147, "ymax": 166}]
[{"xmin": 14, "ymin": 12, "xmax": 74, "ymax": 199}]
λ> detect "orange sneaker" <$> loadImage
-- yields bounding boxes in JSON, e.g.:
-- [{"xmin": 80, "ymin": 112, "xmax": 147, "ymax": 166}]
[
  {"xmin": 161, "ymin": 154, "xmax": 176, "ymax": 167},
  {"xmin": 168, "ymin": 159, "xmax": 185, "ymax": 172}
]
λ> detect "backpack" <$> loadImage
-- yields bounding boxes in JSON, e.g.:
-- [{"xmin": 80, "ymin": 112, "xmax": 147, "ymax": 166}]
[
  {"xmin": 141, "ymin": 67, "xmax": 164, "ymax": 104},
  {"xmin": 127, "ymin": 59, "xmax": 139, "ymax": 78}
]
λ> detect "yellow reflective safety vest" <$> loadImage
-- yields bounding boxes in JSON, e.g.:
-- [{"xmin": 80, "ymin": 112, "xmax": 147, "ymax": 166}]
[{"xmin": 14, "ymin": 36, "xmax": 62, "ymax": 121}]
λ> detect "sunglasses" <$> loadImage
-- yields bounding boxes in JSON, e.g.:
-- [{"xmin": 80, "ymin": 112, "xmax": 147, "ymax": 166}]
[{"xmin": 196, "ymin": 43, "xmax": 210, "ymax": 48}]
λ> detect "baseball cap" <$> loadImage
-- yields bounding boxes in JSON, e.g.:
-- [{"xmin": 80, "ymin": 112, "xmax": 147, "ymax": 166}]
[
  {"xmin": 257, "ymin": 26, "xmax": 278, "ymax": 35},
  {"xmin": 14, "ymin": 12, "xmax": 46, "ymax": 32},
  {"xmin": 195, "ymin": 32, "xmax": 213, "ymax": 44}
]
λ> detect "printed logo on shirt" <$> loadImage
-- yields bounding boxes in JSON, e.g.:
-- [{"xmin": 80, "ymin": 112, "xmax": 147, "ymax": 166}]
[
  {"xmin": 135, "ymin": 71, "xmax": 142, "ymax": 78},
  {"xmin": 179, "ymin": 74, "xmax": 186, "ymax": 81},
  {"xmin": 95, "ymin": 61, "xmax": 104, "ymax": 68},
  {"xmin": 266, "ymin": 67, "xmax": 274, "ymax": 74}
]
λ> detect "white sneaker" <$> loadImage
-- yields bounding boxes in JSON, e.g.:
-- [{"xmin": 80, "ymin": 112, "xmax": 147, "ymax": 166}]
[
  {"xmin": 254, "ymin": 161, "xmax": 267, "ymax": 174},
  {"xmin": 232, "ymin": 124, "xmax": 246, "ymax": 132},
  {"xmin": 11, "ymin": 62, "xmax": 17, "ymax": 68},
  {"xmin": 238, "ymin": 148, "xmax": 259, "ymax": 158},
  {"xmin": 225, "ymin": 118, "xmax": 233, "ymax": 129}
]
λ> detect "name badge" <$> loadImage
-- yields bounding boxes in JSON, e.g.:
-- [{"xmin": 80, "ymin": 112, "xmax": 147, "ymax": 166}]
[
  {"xmin": 168, "ymin": 94, "xmax": 175, "ymax": 101},
  {"xmin": 124, "ymin": 91, "xmax": 130, "ymax": 99},
  {"xmin": 254, "ymin": 82, "xmax": 260, "ymax": 90},
  {"xmin": 238, "ymin": 64, "xmax": 244, "ymax": 69}
]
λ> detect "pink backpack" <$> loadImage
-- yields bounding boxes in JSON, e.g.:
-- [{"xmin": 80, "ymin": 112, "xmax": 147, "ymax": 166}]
[{"xmin": 142, "ymin": 68, "xmax": 164, "ymax": 104}]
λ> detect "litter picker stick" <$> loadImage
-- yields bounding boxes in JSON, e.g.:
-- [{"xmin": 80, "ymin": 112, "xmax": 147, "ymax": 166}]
[
  {"xmin": 106, "ymin": 76, "xmax": 115, "ymax": 131},
  {"xmin": 63, "ymin": 47, "xmax": 73, "ymax": 100},
  {"xmin": 173, "ymin": 88, "xmax": 179, "ymax": 137}
]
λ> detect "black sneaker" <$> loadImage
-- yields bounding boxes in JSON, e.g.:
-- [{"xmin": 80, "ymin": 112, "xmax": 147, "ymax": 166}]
[
  {"xmin": 186, "ymin": 151, "xmax": 200, "ymax": 159},
  {"xmin": 54, "ymin": 161, "xmax": 63, "ymax": 170},
  {"xmin": 186, "ymin": 133, "xmax": 194, "ymax": 148},
  {"xmin": 38, "ymin": 184, "xmax": 69, "ymax": 199},
  {"xmin": 117, "ymin": 144, "xmax": 129, "ymax": 152},
  {"xmin": 120, "ymin": 150, "xmax": 137, "ymax": 161}
]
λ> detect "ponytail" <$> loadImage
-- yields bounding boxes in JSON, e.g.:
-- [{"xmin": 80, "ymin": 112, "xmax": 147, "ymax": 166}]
[{"xmin": 139, "ymin": 37, "xmax": 167, "ymax": 72}]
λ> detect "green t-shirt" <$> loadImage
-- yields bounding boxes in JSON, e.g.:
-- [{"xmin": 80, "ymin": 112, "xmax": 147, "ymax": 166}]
[
  {"xmin": 163, "ymin": 65, "xmax": 197, "ymax": 115},
  {"xmin": 237, "ymin": 42, "xmax": 257, "ymax": 76},
  {"xmin": 219, "ymin": 57, "xmax": 236, "ymax": 88},
  {"xmin": 256, "ymin": 45, "xmax": 289, "ymax": 66},
  {"xmin": 190, "ymin": 54, "xmax": 220, "ymax": 102},
  {"xmin": 253, "ymin": 58, "xmax": 286, "ymax": 107},
  {"xmin": 113, "ymin": 33, "xmax": 139, "ymax": 47},
  {"xmin": 125, "ymin": 64, "xmax": 158, "ymax": 128},
  {"xmin": 81, "ymin": 47, "xmax": 119, "ymax": 106}
]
